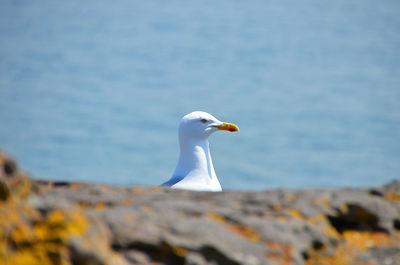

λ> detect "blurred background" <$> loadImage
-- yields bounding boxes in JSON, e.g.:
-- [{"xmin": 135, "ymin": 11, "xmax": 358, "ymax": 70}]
[{"xmin": 0, "ymin": 0, "xmax": 399, "ymax": 190}]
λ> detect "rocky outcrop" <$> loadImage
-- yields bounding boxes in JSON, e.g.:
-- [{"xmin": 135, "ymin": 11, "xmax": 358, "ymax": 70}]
[{"xmin": 1, "ymin": 149, "xmax": 400, "ymax": 265}]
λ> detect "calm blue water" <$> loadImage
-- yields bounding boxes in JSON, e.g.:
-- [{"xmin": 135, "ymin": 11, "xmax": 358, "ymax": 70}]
[{"xmin": 1, "ymin": 1, "xmax": 399, "ymax": 190}]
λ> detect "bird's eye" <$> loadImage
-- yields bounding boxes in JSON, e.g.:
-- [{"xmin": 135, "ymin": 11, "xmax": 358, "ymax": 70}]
[{"xmin": 201, "ymin": 119, "xmax": 208, "ymax": 123}]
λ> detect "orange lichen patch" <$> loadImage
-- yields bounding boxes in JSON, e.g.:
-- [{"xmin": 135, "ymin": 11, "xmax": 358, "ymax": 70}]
[
  {"xmin": 306, "ymin": 231, "xmax": 400, "ymax": 265},
  {"xmin": 76, "ymin": 201, "xmax": 107, "ymax": 210},
  {"xmin": 0, "ymin": 197, "xmax": 89, "ymax": 265},
  {"xmin": 323, "ymin": 226, "xmax": 340, "ymax": 239},
  {"xmin": 342, "ymin": 231, "xmax": 391, "ymax": 250},
  {"xmin": 132, "ymin": 187, "xmax": 146, "ymax": 194},
  {"xmin": 286, "ymin": 208, "xmax": 304, "ymax": 220},
  {"xmin": 123, "ymin": 213, "xmax": 135, "ymax": 223},
  {"xmin": 3, "ymin": 247, "xmax": 49, "ymax": 265},
  {"xmin": 150, "ymin": 186, "xmax": 162, "ymax": 192},
  {"xmin": 33, "ymin": 210, "xmax": 88, "ymax": 242},
  {"xmin": 265, "ymin": 241, "xmax": 294, "ymax": 265},
  {"xmin": 286, "ymin": 193, "xmax": 297, "ymax": 203},
  {"xmin": 385, "ymin": 192, "xmax": 400, "ymax": 203},
  {"xmin": 271, "ymin": 204, "xmax": 282, "ymax": 211},
  {"xmin": 308, "ymin": 213, "xmax": 328, "ymax": 225},
  {"xmin": 305, "ymin": 245, "xmax": 354, "ymax": 265},
  {"xmin": 172, "ymin": 246, "xmax": 187, "ymax": 257},
  {"xmin": 3, "ymin": 242, "xmax": 70, "ymax": 265},
  {"xmin": 141, "ymin": 205, "xmax": 154, "ymax": 213},
  {"xmin": 225, "ymin": 223, "xmax": 261, "ymax": 242},
  {"xmin": 340, "ymin": 204, "xmax": 349, "ymax": 213},
  {"xmin": 48, "ymin": 210, "xmax": 66, "ymax": 225},
  {"xmin": 76, "ymin": 201, "xmax": 91, "ymax": 208},
  {"xmin": 65, "ymin": 211, "xmax": 88, "ymax": 235},
  {"xmin": 11, "ymin": 222, "xmax": 34, "ymax": 244},
  {"xmin": 206, "ymin": 211, "xmax": 226, "ymax": 223},
  {"xmin": 312, "ymin": 196, "xmax": 331, "ymax": 207},
  {"xmin": 277, "ymin": 215, "xmax": 288, "ymax": 222},
  {"xmin": 95, "ymin": 202, "xmax": 107, "ymax": 210},
  {"xmin": 0, "ymin": 203, "xmax": 41, "ymax": 237},
  {"xmin": 70, "ymin": 183, "xmax": 82, "ymax": 190},
  {"xmin": 206, "ymin": 212, "xmax": 261, "ymax": 242},
  {"xmin": 123, "ymin": 198, "xmax": 131, "ymax": 205}
]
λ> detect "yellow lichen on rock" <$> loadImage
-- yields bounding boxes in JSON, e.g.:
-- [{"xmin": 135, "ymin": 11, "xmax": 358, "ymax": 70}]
[
  {"xmin": 172, "ymin": 246, "xmax": 187, "ymax": 257},
  {"xmin": 205, "ymin": 211, "xmax": 226, "ymax": 223},
  {"xmin": 312, "ymin": 196, "xmax": 331, "ymax": 207},
  {"xmin": 265, "ymin": 241, "xmax": 294, "ymax": 265},
  {"xmin": 305, "ymin": 230, "xmax": 399, "ymax": 265},
  {"xmin": 286, "ymin": 193, "xmax": 297, "ymax": 203},
  {"xmin": 0, "ymin": 200, "xmax": 88, "ymax": 265},
  {"xmin": 286, "ymin": 208, "xmax": 304, "ymax": 220},
  {"xmin": 33, "ymin": 210, "xmax": 88, "ymax": 243},
  {"xmin": 322, "ymin": 225, "xmax": 341, "ymax": 239},
  {"xmin": 226, "ymin": 223, "xmax": 261, "ymax": 243},
  {"xmin": 342, "ymin": 231, "xmax": 391, "ymax": 250},
  {"xmin": 308, "ymin": 213, "xmax": 328, "ymax": 225},
  {"xmin": 385, "ymin": 191, "xmax": 400, "ymax": 203},
  {"xmin": 206, "ymin": 211, "xmax": 261, "ymax": 242}
]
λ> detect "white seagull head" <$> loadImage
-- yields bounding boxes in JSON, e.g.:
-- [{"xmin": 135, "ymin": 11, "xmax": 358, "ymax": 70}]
[
  {"xmin": 179, "ymin": 111, "xmax": 239, "ymax": 140},
  {"xmin": 162, "ymin": 111, "xmax": 239, "ymax": 192}
]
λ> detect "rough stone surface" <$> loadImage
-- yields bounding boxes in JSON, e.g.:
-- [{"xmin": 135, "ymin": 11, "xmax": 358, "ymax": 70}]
[{"xmin": 1, "ymin": 149, "xmax": 400, "ymax": 265}]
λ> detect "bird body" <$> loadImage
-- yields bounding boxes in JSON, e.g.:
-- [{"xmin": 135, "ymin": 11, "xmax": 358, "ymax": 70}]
[{"xmin": 162, "ymin": 111, "xmax": 239, "ymax": 192}]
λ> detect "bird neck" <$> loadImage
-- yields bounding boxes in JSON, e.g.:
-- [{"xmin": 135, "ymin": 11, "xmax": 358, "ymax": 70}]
[{"xmin": 174, "ymin": 137, "xmax": 218, "ymax": 183}]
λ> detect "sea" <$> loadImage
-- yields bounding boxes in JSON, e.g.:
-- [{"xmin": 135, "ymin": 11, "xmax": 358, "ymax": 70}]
[{"xmin": 1, "ymin": 0, "xmax": 399, "ymax": 190}]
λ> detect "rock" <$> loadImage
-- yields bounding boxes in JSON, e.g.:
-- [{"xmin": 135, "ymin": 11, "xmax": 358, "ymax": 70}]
[
  {"xmin": 0, "ymin": 150, "xmax": 33, "ymax": 201},
  {"xmin": 1, "ymin": 149, "xmax": 400, "ymax": 265}
]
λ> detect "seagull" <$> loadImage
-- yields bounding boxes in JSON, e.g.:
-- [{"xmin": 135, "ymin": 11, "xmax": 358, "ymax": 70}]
[{"xmin": 162, "ymin": 111, "xmax": 239, "ymax": 192}]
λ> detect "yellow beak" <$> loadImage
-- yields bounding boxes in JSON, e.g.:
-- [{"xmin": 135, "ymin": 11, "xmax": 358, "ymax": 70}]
[{"xmin": 214, "ymin": 122, "xmax": 239, "ymax": 132}]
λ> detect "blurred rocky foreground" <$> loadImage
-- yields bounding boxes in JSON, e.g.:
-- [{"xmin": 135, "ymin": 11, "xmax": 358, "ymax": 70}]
[{"xmin": 1, "ymin": 150, "xmax": 400, "ymax": 265}]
